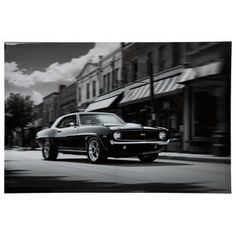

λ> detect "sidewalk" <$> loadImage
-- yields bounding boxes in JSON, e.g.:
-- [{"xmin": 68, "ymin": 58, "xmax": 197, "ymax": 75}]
[{"xmin": 159, "ymin": 152, "xmax": 231, "ymax": 164}]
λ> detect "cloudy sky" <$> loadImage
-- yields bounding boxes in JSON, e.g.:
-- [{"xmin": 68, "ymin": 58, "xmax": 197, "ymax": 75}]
[{"xmin": 5, "ymin": 42, "xmax": 120, "ymax": 104}]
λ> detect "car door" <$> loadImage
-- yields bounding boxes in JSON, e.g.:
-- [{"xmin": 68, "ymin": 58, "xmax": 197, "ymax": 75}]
[{"xmin": 54, "ymin": 115, "xmax": 79, "ymax": 150}]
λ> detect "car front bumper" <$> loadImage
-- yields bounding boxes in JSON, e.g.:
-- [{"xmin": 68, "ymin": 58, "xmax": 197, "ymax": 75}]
[
  {"xmin": 104, "ymin": 139, "xmax": 171, "ymax": 157},
  {"xmin": 110, "ymin": 140, "xmax": 170, "ymax": 145}
]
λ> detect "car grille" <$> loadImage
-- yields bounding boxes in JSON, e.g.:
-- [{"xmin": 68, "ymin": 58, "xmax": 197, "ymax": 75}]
[{"xmin": 120, "ymin": 130, "xmax": 158, "ymax": 141}]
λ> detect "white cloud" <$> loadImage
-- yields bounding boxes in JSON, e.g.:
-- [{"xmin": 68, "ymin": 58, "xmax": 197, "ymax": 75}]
[
  {"xmin": 5, "ymin": 42, "xmax": 120, "ymax": 87},
  {"xmin": 5, "ymin": 62, "xmax": 34, "ymax": 87}
]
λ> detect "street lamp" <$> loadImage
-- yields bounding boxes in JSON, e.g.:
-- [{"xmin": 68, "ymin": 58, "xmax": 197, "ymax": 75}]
[{"xmin": 148, "ymin": 55, "xmax": 156, "ymax": 126}]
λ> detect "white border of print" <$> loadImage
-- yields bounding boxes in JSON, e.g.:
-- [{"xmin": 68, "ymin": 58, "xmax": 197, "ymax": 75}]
[{"xmin": 0, "ymin": 1, "xmax": 235, "ymax": 236}]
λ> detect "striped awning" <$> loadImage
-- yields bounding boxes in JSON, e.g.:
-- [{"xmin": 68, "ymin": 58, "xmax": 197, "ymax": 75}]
[
  {"xmin": 119, "ymin": 75, "xmax": 184, "ymax": 105},
  {"xmin": 85, "ymin": 96, "xmax": 119, "ymax": 111},
  {"xmin": 178, "ymin": 61, "xmax": 223, "ymax": 84}
]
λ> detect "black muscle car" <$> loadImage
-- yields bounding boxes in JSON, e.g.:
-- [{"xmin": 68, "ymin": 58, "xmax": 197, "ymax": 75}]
[{"xmin": 36, "ymin": 112, "xmax": 170, "ymax": 163}]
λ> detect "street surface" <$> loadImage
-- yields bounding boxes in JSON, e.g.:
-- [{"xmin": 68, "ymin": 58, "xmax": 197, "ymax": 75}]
[{"xmin": 5, "ymin": 149, "xmax": 231, "ymax": 193}]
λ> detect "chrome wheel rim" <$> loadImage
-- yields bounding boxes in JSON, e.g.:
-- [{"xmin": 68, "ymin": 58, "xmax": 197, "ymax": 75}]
[
  {"xmin": 43, "ymin": 141, "xmax": 50, "ymax": 159},
  {"xmin": 88, "ymin": 140, "xmax": 100, "ymax": 161}
]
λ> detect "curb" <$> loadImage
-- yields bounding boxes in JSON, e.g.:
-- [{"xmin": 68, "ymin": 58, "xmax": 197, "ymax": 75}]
[{"xmin": 159, "ymin": 153, "xmax": 231, "ymax": 164}]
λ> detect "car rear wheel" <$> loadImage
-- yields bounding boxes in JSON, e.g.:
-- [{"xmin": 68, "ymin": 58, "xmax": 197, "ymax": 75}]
[
  {"xmin": 138, "ymin": 154, "xmax": 158, "ymax": 163},
  {"xmin": 87, "ymin": 138, "xmax": 107, "ymax": 163},
  {"xmin": 42, "ymin": 139, "xmax": 58, "ymax": 160}
]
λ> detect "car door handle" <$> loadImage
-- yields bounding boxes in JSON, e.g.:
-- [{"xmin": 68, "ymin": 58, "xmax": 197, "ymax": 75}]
[{"xmin": 57, "ymin": 130, "xmax": 62, "ymax": 133}]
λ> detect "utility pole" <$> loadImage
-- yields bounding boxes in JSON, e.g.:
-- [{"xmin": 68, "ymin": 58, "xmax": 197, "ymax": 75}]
[{"xmin": 148, "ymin": 54, "xmax": 156, "ymax": 126}]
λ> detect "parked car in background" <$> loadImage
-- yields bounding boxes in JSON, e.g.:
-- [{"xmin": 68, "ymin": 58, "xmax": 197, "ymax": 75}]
[{"xmin": 36, "ymin": 112, "xmax": 170, "ymax": 163}]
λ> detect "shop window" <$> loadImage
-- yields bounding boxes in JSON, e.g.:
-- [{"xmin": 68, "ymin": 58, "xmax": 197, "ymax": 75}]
[{"xmin": 192, "ymin": 91, "xmax": 217, "ymax": 137}]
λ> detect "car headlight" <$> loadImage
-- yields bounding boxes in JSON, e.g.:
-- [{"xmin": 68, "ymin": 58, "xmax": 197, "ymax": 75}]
[
  {"xmin": 113, "ymin": 131, "xmax": 121, "ymax": 140},
  {"xmin": 159, "ymin": 131, "xmax": 166, "ymax": 140}
]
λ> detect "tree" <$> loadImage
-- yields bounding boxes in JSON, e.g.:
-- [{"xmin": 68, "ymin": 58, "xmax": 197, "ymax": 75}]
[{"xmin": 5, "ymin": 93, "xmax": 34, "ymax": 147}]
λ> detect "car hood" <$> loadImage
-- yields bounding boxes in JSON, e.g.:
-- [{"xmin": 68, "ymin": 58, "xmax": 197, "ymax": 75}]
[{"xmin": 104, "ymin": 123, "xmax": 166, "ymax": 131}]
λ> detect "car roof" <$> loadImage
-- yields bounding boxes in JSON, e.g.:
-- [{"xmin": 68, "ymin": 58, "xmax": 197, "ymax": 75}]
[
  {"xmin": 58, "ymin": 112, "xmax": 116, "ymax": 120},
  {"xmin": 52, "ymin": 112, "xmax": 117, "ymax": 128},
  {"xmin": 66, "ymin": 112, "xmax": 114, "ymax": 116}
]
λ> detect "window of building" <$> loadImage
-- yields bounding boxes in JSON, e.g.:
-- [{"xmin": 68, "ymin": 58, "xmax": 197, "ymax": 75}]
[
  {"xmin": 158, "ymin": 45, "xmax": 167, "ymax": 71},
  {"xmin": 78, "ymin": 87, "xmax": 82, "ymax": 102},
  {"xmin": 172, "ymin": 43, "xmax": 181, "ymax": 67},
  {"xmin": 114, "ymin": 68, "xmax": 119, "ymax": 88},
  {"xmin": 146, "ymin": 51, "xmax": 153, "ymax": 76},
  {"xmin": 122, "ymin": 65, "xmax": 128, "ymax": 85},
  {"xmin": 107, "ymin": 73, "xmax": 111, "ymax": 92},
  {"xmin": 92, "ymin": 80, "xmax": 96, "ymax": 97},
  {"xmin": 132, "ymin": 59, "xmax": 138, "ymax": 81},
  {"xmin": 86, "ymin": 83, "xmax": 90, "ymax": 99},
  {"xmin": 103, "ymin": 75, "xmax": 107, "ymax": 93}
]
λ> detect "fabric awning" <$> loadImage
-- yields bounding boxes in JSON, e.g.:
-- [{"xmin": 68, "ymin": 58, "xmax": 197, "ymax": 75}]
[
  {"xmin": 178, "ymin": 61, "xmax": 223, "ymax": 84},
  {"xmin": 119, "ymin": 75, "xmax": 184, "ymax": 106},
  {"xmin": 85, "ymin": 96, "xmax": 119, "ymax": 111}
]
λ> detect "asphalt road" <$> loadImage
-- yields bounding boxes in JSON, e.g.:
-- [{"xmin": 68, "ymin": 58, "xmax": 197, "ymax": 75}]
[{"xmin": 4, "ymin": 149, "xmax": 231, "ymax": 193}]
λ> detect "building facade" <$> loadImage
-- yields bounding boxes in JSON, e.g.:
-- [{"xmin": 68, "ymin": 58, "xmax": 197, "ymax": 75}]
[
  {"xmin": 76, "ymin": 61, "xmax": 99, "ymax": 111},
  {"xmin": 83, "ymin": 42, "xmax": 231, "ymax": 156},
  {"xmin": 77, "ymin": 46, "xmax": 123, "ymax": 112},
  {"xmin": 28, "ymin": 42, "xmax": 230, "ymax": 156},
  {"xmin": 119, "ymin": 43, "xmax": 186, "ymax": 151},
  {"xmin": 42, "ymin": 92, "xmax": 59, "ymax": 127},
  {"xmin": 119, "ymin": 42, "xmax": 231, "ymax": 155},
  {"xmin": 58, "ymin": 83, "xmax": 77, "ymax": 116},
  {"xmin": 181, "ymin": 42, "xmax": 231, "ymax": 156}
]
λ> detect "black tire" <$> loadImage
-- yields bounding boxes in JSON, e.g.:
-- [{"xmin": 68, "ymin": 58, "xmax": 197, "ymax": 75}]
[
  {"xmin": 42, "ymin": 139, "xmax": 58, "ymax": 160},
  {"xmin": 87, "ymin": 137, "xmax": 107, "ymax": 163},
  {"xmin": 138, "ymin": 154, "xmax": 158, "ymax": 163}
]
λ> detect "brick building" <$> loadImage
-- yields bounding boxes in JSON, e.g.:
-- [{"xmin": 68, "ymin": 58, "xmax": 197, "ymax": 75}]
[
  {"xmin": 42, "ymin": 92, "xmax": 59, "ymax": 127},
  {"xmin": 78, "ymin": 46, "xmax": 123, "ymax": 112},
  {"xmin": 58, "ymin": 83, "xmax": 77, "ymax": 116}
]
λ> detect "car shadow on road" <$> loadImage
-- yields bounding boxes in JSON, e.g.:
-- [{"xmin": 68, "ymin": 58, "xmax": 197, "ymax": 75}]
[
  {"xmin": 54, "ymin": 158, "xmax": 192, "ymax": 167},
  {"xmin": 5, "ymin": 171, "xmax": 228, "ymax": 193}
]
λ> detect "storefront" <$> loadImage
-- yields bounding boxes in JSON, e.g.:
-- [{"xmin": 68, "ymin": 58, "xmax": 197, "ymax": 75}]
[
  {"xmin": 119, "ymin": 68, "xmax": 185, "ymax": 151},
  {"xmin": 180, "ymin": 61, "xmax": 230, "ymax": 155}
]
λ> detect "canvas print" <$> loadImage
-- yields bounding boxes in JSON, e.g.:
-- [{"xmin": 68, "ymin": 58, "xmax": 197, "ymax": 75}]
[{"xmin": 4, "ymin": 42, "xmax": 231, "ymax": 193}]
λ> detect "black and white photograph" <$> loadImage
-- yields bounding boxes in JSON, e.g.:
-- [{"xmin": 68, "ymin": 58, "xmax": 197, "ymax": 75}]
[
  {"xmin": 4, "ymin": 42, "xmax": 231, "ymax": 193},
  {"xmin": 1, "ymin": 1, "xmax": 235, "ymax": 236}
]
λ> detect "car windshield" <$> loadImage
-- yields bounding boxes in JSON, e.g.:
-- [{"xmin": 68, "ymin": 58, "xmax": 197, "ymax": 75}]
[{"xmin": 80, "ymin": 114, "xmax": 124, "ymax": 125}]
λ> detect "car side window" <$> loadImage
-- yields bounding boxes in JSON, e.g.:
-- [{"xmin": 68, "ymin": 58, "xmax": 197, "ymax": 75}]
[{"xmin": 56, "ymin": 115, "xmax": 77, "ymax": 128}]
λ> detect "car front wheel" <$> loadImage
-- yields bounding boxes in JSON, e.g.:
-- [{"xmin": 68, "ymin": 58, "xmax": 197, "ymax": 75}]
[
  {"xmin": 42, "ymin": 139, "xmax": 58, "ymax": 160},
  {"xmin": 87, "ymin": 138, "xmax": 107, "ymax": 163},
  {"xmin": 138, "ymin": 154, "xmax": 158, "ymax": 163}
]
